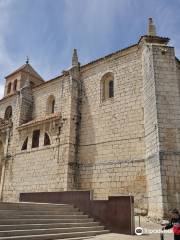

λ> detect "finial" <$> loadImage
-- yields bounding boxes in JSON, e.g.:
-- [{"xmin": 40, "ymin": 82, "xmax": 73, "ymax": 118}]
[
  {"xmin": 26, "ymin": 56, "xmax": 29, "ymax": 64},
  {"xmin": 72, "ymin": 49, "xmax": 79, "ymax": 67},
  {"xmin": 148, "ymin": 18, "xmax": 156, "ymax": 36}
]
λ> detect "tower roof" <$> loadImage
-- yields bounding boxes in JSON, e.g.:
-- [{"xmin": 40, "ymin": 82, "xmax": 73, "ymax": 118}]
[{"xmin": 5, "ymin": 62, "xmax": 44, "ymax": 81}]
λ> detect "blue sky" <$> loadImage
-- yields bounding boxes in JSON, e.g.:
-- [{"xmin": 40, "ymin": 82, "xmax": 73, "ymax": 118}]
[{"xmin": 0, "ymin": 0, "xmax": 180, "ymax": 98}]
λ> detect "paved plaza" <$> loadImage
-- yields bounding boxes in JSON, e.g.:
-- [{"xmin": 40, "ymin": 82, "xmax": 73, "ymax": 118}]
[{"xmin": 89, "ymin": 216, "xmax": 173, "ymax": 240}]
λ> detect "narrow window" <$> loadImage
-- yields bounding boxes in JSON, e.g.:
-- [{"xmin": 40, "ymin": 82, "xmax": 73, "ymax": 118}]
[
  {"xmin": 13, "ymin": 79, "xmax": 17, "ymax": 91},
  {"xmin": 21, "ymin": 137, "xmax": 28, "ymax": 150},
  {"xmin": 101, "ymin": 72, "xmax": 114, "ymax": 101},
  {"xmin": 44, "ymin": 133, "xmax": 51, "ymax": 146},
  {"xmin": 32, "ymin": 130, "xmax": 40, "ymax": 148},
  {"xmin": 4, "ymin": 106, "xmax": 12, "ymax": 120},
  {"xmin": 52, "ymin": 99, "xmax": 55, "ymax": 113},
  {"xmin": 7, "ymin": 82, "xmax": 11, "ymax": 94},
  {"xmin": 109, "ymin": 80, "xmax": 114, "ymax": 98},
  {"xmin": 47, "ymin": 95, "xmax": 55, "ymax": 114}
]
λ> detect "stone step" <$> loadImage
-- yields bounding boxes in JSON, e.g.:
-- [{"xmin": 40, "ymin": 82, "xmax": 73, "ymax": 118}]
[
  {"xmin": 0, "ymin": 214, "xmax": 88, "ymax": 219},
  {"xmin": 0, "ymin": 218, "xmax": 94, "ymax": 225},
  {"xmin": 56, "ymin": 238, "xmax": 92, "ymax": 240},
  {"xmin": 0, "ymin": 230, "xmax": 109, "ymax": 240},
  {"xmin": 0, "ymin": 226, "xmax": 105, "ymax": 237},
  {"xmin": 0, "ymin": 203, "xmax": 73, "ymax": 210},
  {"xmin": 0, "ymin": 222, "xmax": 100, "ymax": 231},
  {"xmin": 0, "ymin": 210, "xmax": 82, "ymax": 215},
  {"xmin": 0, "ymin": 202, "xmax": 109, "ymax": 239},
  {"xmin": 57, "ymin": 238, "xmax": 92, "ymax": 240}
]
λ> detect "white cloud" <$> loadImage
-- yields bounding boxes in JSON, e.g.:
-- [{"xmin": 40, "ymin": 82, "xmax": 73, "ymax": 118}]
[{"xmin": 0, "ymin": 0, "xmax": 16, "ymax": 81}]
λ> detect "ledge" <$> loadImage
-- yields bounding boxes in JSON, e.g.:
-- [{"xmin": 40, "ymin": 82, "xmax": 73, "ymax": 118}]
[{"xmin": 17, "ymin": 112, "xmax": 61, "ymax": 130}]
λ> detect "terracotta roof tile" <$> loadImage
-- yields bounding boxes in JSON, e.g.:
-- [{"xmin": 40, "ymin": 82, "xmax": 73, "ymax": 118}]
[{"xmin": 18, "ymin": 112, "xmax": 61, "ymax": 129}]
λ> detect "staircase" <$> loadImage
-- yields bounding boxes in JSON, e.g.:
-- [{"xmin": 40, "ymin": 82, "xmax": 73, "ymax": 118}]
[{"xmin": 0, "ymin": 202, "xmax": 109, "ymax": 239}]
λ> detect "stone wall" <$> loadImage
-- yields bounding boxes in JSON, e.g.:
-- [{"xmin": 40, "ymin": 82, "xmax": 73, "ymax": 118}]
[
  {"xmin": 0, "ymin": 37, "xmax": 179, "ymax": 217},
  {"xmin": 153, "ymin": 46, "xmax": 180, "ymax": 214},
  {"xmin": 3, "ymin": 146, "xmax": 67, "ymax": 202},
  {"xmin": 1, "ymin": 74, "xmax": 80, "ymax": 201},
  {"xmin": 78, "ymin": 46, "xmax": 147, "ymax": 210},
  {"xmin": 141, "ymin": 43, "xmax": 163, "ymax": 217}
]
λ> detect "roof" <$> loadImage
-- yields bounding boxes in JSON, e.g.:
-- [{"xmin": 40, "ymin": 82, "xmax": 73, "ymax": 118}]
[
  {"xmin": 17, "ymin": 112, "xmax": 61, "ymax": 130},
  {"xmin": 38, "ymin": 42, "xmax": 138, "ymax": 86},
  {"xmin": 80, "ymin": 43, "xmax": 137, "ymax": 70},
  {"xmin": 2, "ymin": 35, "xmax": 172, "ymax": 95},
  {"xmin": 5, "ymin": 63, "xmax": 44, "ymax": 81}
]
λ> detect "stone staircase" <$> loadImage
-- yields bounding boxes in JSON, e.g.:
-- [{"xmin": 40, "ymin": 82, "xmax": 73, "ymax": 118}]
[{"xmin": 0, "ymin": 202, "xmax": 109, "ymax": 239}]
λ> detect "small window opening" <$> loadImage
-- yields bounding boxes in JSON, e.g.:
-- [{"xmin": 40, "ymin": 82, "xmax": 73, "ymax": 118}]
[
  {"xmin": 21, "ymin": 137, "xmax": 28, "ymax": 150},
  {"xmin": 7, "ymin": 82, "xmax": 11, "ymax": 94},
  {"xmin": 4, "ymin": 106, "xmax": 12, "ymax": 120},
  {"xmin": 52, "ymin": 99, "xmax": 55, "ymax": 113},
  {"xmin": 44, "ymin": 133, "xmax": 51, "ymax": 146},
  {"xmin": 32, "ymin": 130, "xmax": 40, "ymax": 148},
  {"xmin": 109, "ymin": 80, "xmax": 114, "ymax": 98},
  {"xmin": 47, "ymin": 95, "xmax": 55, "ymax": 114},
  {"xmin": 13, "ymin": 80, "xmax": 17, "ymax": 91}
]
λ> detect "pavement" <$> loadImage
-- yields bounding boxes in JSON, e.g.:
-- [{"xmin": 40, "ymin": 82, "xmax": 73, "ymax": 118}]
[{"xmin": 89, "ymin": 216, "xmax": 174, "ymax": 240}]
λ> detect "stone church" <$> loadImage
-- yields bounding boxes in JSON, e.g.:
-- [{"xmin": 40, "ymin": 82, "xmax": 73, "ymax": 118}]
[{"xmin": 0, "ymin": 18, "xmax": 179, "ymax": 218}]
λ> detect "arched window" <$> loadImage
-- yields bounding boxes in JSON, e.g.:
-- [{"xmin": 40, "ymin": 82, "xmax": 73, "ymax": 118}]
[
  {"xmin": 13, "ymin": 79, "xmax": 17, "ymax": 91},
  {"xmin": 4, "ymin": 106, "xmax": 12, "ymax": 120},
  {"xmin": 101, "ymin": 72, "xmax": 114, "ymax": 101},
  {"xmin": 7, "ymin": 82, "xmax": 12, "ymax": 94},
  {"xmin": 44, "ymin": 132, "xmax": 51, "ymax": 146},
  {"xmin": 109, "ymin": 80, "xmax": 114, "ymax": 98},
  {"xmin": 32, "ymin": 130, "xmax": 40, "ymax": 148},
  {"xmin": 47, "ymin": 95, "xmax": 55, "ymax": 114},
  {"xmin": 21, "ymin": 137, "xmax": 28, "ymax": 150}
]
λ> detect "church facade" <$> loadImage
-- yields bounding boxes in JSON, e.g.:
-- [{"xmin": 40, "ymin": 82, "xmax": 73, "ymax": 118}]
[{"xmin": 0, "ymin": 19, "xmax": 180, "ymax": 217}]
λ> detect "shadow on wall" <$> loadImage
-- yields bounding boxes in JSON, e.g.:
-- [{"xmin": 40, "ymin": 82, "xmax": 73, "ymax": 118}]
[
  {"xmin": 0, "ymin": 141, "xmax": 4, "ymax": 177},
  {"xmin": 77, "ymin": 83, "xmax": 97, "ymax": 190}
]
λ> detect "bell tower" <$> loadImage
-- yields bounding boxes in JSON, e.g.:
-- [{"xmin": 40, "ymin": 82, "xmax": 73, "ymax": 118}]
[{"xmin": 4, "ymin": 60, "xmax": 44, "ymax": 98}]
